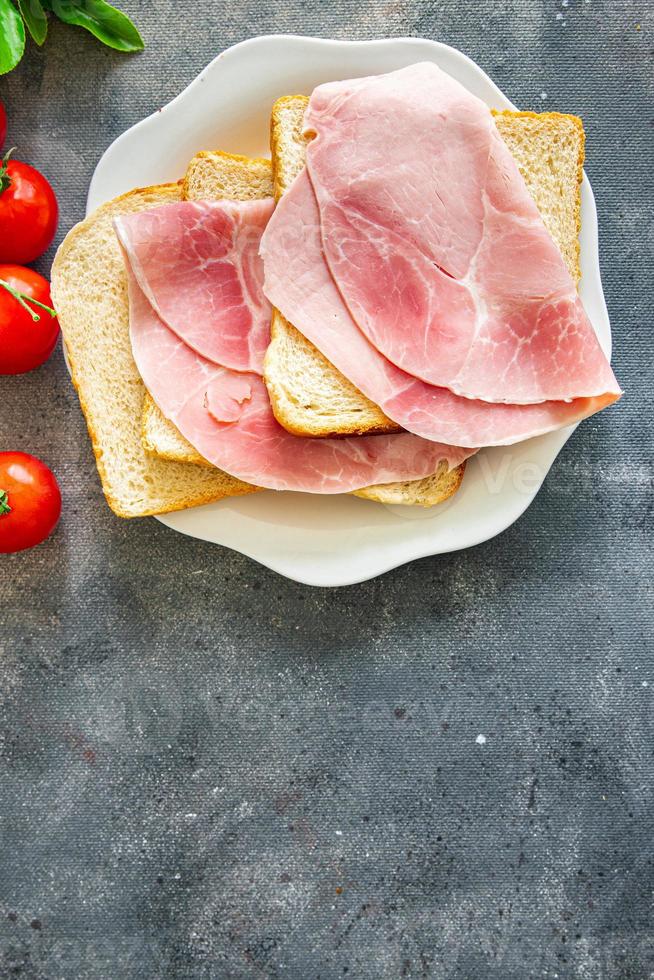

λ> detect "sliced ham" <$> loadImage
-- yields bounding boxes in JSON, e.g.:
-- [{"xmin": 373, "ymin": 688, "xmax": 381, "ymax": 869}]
[
  {"xmin": 260, "ymin": 168, "xmax": 617, "ymax": 448},
  {"xmin": 114, "ymin": 199, "xmax": 274, "ymax": 373},
  {"xmin": 118, "ymin": 211, "xmax": 473, "ymax": 493},
  {"xmin": 304, "ymin": 62, "xmax": 621, "ymax": 405}
]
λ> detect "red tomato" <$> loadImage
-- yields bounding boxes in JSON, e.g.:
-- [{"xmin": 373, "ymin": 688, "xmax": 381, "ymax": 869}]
[
  {"xmin": 0, "ymin": 103, "xmax": 6, "ymax": 150},
  {"xmin": 0, "ymin": 265, "xmax": 59, "ymax": 374},
  {"xmin": 0, "ymin": 156, "xmax": 58, "ymax": 264},
  {"xmin": 0, "ymin": 452, "xmax": 61, "ymax": 553}
]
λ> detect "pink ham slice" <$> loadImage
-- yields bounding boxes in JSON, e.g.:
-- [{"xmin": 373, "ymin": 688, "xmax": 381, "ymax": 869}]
[
  {"xmin": 260, "ymin": 168, "xmax": 617, "ymax": 448},
  {"xmin": 123, "ymin": 260, "xmax": 473, "ymax": 494},
  {"xmin": 304, "ymin": 62, "xmax": 621, "ymax": 405},
  {"xmin": 114, "ymin": 199, "xmax": 274, "ymax": 373},
  {"xmin": 206, "ymin": 374, "xmax": 253, "ymax": 423}
]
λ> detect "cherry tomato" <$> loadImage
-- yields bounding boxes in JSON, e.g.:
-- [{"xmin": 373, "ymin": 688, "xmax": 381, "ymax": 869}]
[
  {"xmin": 0, "ymin": 155, "xmax": 58, "ymax": 264},
  {"xmin": 0, "ymin": 103, "xmax": 6, "ymax": 150},
  {"xmin": 0, "ymin": 265, "xmax": 59, "ymax": 374},
  {"xmin": 0, "ymin": 452, "xmax": 61, "ymax": 553}
]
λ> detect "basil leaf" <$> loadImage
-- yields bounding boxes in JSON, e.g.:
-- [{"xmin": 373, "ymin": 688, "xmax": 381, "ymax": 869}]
[
  {"xmin": 0, "ymin": 0, "xmax": 26, "ymax": 74},
  {"xmin": 50, "ymin": 0, "xmax": 143, "ymax": 52},
  {"xmin": 18, "ymin": 0, "xmax": 48, "ymax": 45}
]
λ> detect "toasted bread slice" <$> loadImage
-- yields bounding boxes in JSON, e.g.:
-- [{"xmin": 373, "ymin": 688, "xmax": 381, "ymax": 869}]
[
  {"xmin": 142, "ymin": 150, "xmax": 465, "ymax": 508},
  {"xmin": 492, "ymin": 110, "xmax": 584, "ymax": 282},
  {"xmin": 354, "ymin": 460, "xmax": 464, "ymax": 508},
  {"xmin": 263, "ymin": 315, "xmax": 400, "ymax": 438},
  {"xmin": 51, "ymin": 183, "xmax": 256, "ymax": 517},
  {"xmin": 265, "ymin": 97, "xmax": 585, "ymax": 439},
  {"xmin": 183, "ymin": 150, "xmax": 274, "ymax": 202},
  {"xmin": 141, "ymin": 393, "xmax": 208, "ymax": 467}
]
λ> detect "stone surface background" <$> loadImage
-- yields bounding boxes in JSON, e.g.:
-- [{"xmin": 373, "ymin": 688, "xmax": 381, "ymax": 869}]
[{"xmin": 1, "ymin": 2, "xmax": 653, "ymax": 977}]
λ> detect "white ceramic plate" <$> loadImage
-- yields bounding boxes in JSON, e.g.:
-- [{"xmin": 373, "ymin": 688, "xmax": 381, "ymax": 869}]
[{"xmin": 86, "ymin": 34, "xmax": 612, "ymax": 587}]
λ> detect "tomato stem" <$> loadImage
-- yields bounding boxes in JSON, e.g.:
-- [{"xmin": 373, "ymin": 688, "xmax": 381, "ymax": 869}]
[
  {"xmin": 0, "ymin": 490, "xmax": 10, "ymax": 516},
  {"xmin": 0, "ymin": 279, "xmax": 57, "ymax": 322},
  {"xmin": 0, "ymin": 148, "xmax": 14, "ymax": 194}
]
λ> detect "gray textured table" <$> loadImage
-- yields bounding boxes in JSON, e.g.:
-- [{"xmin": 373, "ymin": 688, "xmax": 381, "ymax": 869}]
[{"xmin": 1, "ymin": 2, "xmax": 653, "ymax": 978}]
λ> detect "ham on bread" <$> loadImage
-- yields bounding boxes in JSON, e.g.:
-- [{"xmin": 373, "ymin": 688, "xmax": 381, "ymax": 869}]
[
  {"xmin": 111, "ymin": 64, "xmax": 620, "ymax": 500},
  {"xmin": 116, "ymin": 202, "xmax": 473, "ymax": 494},
  {"xmin": 301, "ymin": 63, "xmax": 620, "ymax": 406},
  {"xmin": 260, "ymin": 167, "xmax": 615, "ymax": 448}
]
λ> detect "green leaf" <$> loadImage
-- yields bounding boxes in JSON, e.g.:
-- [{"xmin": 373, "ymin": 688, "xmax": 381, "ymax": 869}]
[
  {"xmin": 0, "ymin": 0, "xmax": 26, "ymax": 74},
  {"xmin": 17, "ymin": 0, "xmax": 48, "ymax": 45},
  {"xmin": 50, "ymin": 0, "xmax": 143, "ymax": 52}
]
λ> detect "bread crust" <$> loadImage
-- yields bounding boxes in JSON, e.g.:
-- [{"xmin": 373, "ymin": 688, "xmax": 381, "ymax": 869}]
[{"xmin": 51, "ymin": 182, "xmax": 256, "ymax": 517}]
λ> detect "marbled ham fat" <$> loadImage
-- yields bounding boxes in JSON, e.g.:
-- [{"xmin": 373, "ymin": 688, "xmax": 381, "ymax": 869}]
[
  {"xmin": 115, "ymin": 198, "xmax": 274, "ymax": 373},
  {"xmin": 303, "ymin": 62, "xmax": 620, "ymax": 405}
]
